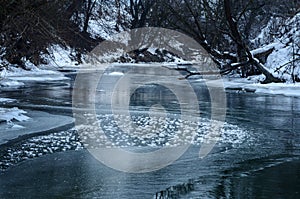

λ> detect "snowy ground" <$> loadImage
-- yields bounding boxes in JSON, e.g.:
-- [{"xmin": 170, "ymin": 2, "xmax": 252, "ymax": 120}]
[
  {"xmin": 0, "ymin": 98, "xmax": 16, "ymax": 103},
  {"xmin": 222, "ymin": 76, "xmax": 300, "ymax": 97},
  {"xmin": 0, "ymin": 63, "xmax": 69, "ymax": 88},
  {"xmin": 3, "ymin": 61, "xmax": 300, "ymax": 98}
]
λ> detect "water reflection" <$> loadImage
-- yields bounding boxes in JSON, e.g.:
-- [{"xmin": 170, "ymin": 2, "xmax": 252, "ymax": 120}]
[
  {"xmin": 157, "ymin": 92, "xmax": 300, "ymax": 198},
  {"xmin": 155, "ymin": 179, "xmax": 194, "ymax": 199},
  {"xmin": 214, "ymin": 160, "xmax": 300, "ymax": 199}
]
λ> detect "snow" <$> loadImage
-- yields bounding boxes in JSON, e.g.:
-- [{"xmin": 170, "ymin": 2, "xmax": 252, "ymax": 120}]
[
  {"xmin": 0, "ymin": 107, "xmax": 30, "ymax": 123},
  {"xmin": 87, "ymin": 18, "xmax": 117, "ymax": 40},
  {"xmin": 254, "ymin": 84, "xmax": 300, "ymax": 97},
  {"xmin": 250, "ymin": 43, "xmax": 279, "ymax": 55},
  {"xmin": 144, "ymin": 48, "xmax": 186, "ymax": 63},
  {"xmin": 43, "ymin": 44, "xmax": 79, "ymax": 68},
  {"xmin": 251, "ymin": 13, "xmax": 300, "ymax": 82},
  {"xmin": 71, "ymin": 1, "xmax": 130, "ymax": 40},
  {"xmin": 6, "ymin": 73, "xmax": 68, "ymax": 82},
  {"xmin": 169, "ymin": 55, "xmax": 185, "ymax": 63},
  {"xmin": 2, "ymin": 64, "xmax": 69, "ymax": 82},
  {"xmin": 0, "ymin": 67, "xmax": 7, "ymax": 78},
  {"xmin": 0, "ymin": 60, "xmax": 68, "ymax": 87},
  {"xmin": 0, "ymin": 80, "xmax": 25, "ymax": 87},
  {"xmin": 108, "ymin": 71, "xmax": 124, "ymax": 76},
  {"xmin": 0, "ymin": 98, "xmax": 16, "ymax": 103},
  {"xmin": 220, "ymin": 77, "xmax": 300, "ymax": 97},
  {"xmin": 23, "ymin": 60, "xmax": 38, "ymax": 70},
  {"xmin": 147, "ymin": 48, "xmax": 157, "ymax": 55},
  {"xmin": 93, "ymin": 48, "xmax": 125, "ymax": 63}
]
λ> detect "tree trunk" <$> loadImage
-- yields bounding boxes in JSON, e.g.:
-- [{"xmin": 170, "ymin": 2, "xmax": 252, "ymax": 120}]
[
  {"xmin": 223, "ymin": 0, "xmax": 283, "ymax": 83},
  {"xmin": 83, "ymin": 0, "xmax": 96, "ymax": 33}
]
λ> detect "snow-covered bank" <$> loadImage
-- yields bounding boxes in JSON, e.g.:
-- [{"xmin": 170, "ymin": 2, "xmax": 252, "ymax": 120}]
[
  {"xmin": 0, "ymin": 63, "xmax": 69, "ymax": 88},
  {"xmin": 4, "ymin": 66, "xmax": 69, "ymax": 81},
  {"xmin": 42, "ymin": 45, "xmax": 83, "ymax": 68},
  {"xmin": 0, "ymin": 80, "xmax": 25, "ymax": 88},
  {"xmin": 222, "ymin": 77, "xmax": 300, "ymax": 97},
  {"xmin": 251, "ymin": 13, "xmax": 300, "ymax": 82},
  {"xmin": 0, "ymin": 98, "xmax": 16, "ymax": 103}
]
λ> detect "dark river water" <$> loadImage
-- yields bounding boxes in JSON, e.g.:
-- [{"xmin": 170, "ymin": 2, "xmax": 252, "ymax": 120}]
[{"xmin": 0, "ymin": 65, "xmax": 300, "ymax": 198}]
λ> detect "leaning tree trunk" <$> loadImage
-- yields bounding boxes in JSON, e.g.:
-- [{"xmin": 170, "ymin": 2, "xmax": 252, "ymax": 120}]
[
  {"xmin": 223, "ymin": 0, "xmax": 283, "ymax": 83},
  {"xmin": 249, "ymin": 56, "xmax": 283, "ymax": 83}
]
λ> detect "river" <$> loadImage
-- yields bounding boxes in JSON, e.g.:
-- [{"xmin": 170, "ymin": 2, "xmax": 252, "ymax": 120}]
[{"xmin": 0, "ymin": 65, "xmax": 300, "ymax": 198}]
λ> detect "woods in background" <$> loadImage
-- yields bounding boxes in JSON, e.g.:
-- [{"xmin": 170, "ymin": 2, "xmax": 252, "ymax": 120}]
[{"xmin": 0, "ymin": 0, "xmax": 299, "ymax": 82}]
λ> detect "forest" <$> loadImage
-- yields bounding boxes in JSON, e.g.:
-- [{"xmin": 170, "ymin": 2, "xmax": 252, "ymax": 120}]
[{"xmin": 0, "ymin": 0, "xmax": 300, "ymax": 83}]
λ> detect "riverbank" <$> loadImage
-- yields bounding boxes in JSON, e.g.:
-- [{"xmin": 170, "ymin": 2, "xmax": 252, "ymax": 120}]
[{"xmin": 222, "ymin": 76, "xmax": 300, "ymax": 97}]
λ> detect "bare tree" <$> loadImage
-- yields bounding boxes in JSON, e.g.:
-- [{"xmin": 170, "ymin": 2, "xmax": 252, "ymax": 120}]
[
  {"xmin": 128, "ymin": 0, "xmax": 156, "ymax": 28},
  {"xmin": 223, "ymin": 0, "xmax": 283, "ymax": 82},
  {"xmin": 152, "ymin": 0, "xmax": 290, "ymax": 82},
  {"xmin": 82, "ymin": 0, "xmax": 97, "ymax": 33}
]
